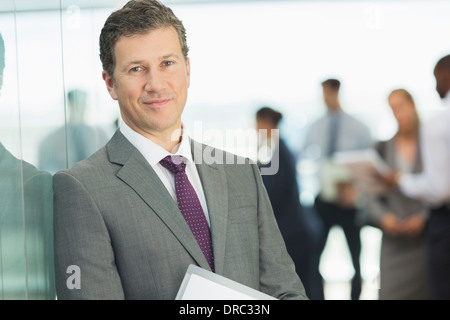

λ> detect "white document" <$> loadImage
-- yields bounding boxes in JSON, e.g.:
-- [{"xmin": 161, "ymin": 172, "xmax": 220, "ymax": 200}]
[
  {"xmin": 333, "ymin": 148, "xmax": 391, "ymax": 194},
  {"xmin": 175, "ymin": 265, "xmax": 278, "ymax": 300},
  {"xmin": 320, "ymin": 160, "xmax": 354, "ymax": 202}
]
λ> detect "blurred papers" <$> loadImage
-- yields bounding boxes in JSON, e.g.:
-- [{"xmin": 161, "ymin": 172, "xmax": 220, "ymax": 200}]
[
  {"xmin": 320, "ymin": 160, "xmax": 354, "ymax": 202},
  {"xmin": 333, "ymin": 149, "xmax": 391, "ymax": 194}
]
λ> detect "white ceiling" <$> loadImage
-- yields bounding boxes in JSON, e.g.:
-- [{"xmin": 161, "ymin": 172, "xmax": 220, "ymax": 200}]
[
  {"xmin": 0, "ymin": 0, "xmax": 349, "ymax": 13},
  {"xmin": 0, "ymin": 0, "xmax": 116, "ymax": 12}
]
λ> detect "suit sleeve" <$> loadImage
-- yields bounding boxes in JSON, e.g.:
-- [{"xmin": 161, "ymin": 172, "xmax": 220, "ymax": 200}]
[
  {"xmin": 53, "ymin": 171, "xmax": 125, "ymax": 299},
  {"xmin": 250, "ymin": 162, "xmax": 309, "ymax": 300}
]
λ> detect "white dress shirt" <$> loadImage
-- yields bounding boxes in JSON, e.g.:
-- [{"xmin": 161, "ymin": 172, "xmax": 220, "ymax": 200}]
[
  {"xmin": 119, "ymin": 121, "xmax": 210, "ymax": 225},
  {"xmin": 399, "ymin": 91, "xmax": 450, "ymax": 207},
  {"xmin": 303, "ymin": 110, "xmax": 373, "ymax": 159},
  {"xmin": 302, "ymin": 110, "xmax": 373, "ymax": 201}
]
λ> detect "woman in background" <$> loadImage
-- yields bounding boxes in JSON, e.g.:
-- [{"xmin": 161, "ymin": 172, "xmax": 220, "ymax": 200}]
[{"xmin": 368, "ymin": 89, "xmax": 431, "ymax": 299}]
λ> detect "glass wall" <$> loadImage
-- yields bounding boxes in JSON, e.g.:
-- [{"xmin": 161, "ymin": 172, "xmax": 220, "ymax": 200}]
[
  {"xmin": 0, "ymin": 0, "xmax": 116, "ymax": 300},
  {"xmin": 1, "ymin": 0, "xmax": 449, "ymax": 300}
]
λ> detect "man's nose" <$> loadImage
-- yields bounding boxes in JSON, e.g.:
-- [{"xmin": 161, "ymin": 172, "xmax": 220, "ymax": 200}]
[{"xmin": 144, "ymin": 69, "xmax": 165, "ymax": 93}]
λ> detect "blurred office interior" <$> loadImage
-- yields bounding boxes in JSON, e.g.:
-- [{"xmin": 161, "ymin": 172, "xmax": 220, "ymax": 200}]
[{"xmin": 0, "ymin": 0, "xmax": 449, "ymax": 299}]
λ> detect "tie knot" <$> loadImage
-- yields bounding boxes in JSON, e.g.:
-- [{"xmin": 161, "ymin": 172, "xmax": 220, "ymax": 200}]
[{"xmin": 160, "ymin": 155, "xmax": 187, "ymax": 174}]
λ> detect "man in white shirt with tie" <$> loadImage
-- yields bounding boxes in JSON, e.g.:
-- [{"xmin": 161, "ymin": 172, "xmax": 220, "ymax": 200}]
[
  {"xmin": 387, "ymin": 54, "xmax": 450, "ymax": 299},
  {"xmin": 52, "ymin": 0, "xmax": 307, "ymax": 300}
]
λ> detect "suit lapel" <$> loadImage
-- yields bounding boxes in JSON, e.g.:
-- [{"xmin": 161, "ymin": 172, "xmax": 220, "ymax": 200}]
[
  {"xmin": 191, "ymin": 140, "xmax": 229, "ymax": 274},
  {"xmin": 106, "ymin": 131, "xmax": 212, "ymax": 271}
]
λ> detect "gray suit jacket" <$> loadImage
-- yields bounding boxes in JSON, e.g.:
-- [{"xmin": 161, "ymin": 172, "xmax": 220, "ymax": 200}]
[{"xmin": 53, "ymin": 130, "xmax": 307, "ymax": 300}]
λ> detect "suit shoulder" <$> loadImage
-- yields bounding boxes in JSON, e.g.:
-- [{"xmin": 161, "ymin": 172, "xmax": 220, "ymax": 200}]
[
  {"xmin": 0, "ymin": 148, "xmax": 51, "ymax": 185},
  {"xmin": 307, "ymin": 114, "xmax": 327, "ymax": 129},
  {"xmin": 345, "ymin": 113, "xmax": 370, "ymax": 129},
  {"xmin": 54, "ymin": 146, "xmax": 109, "ymax": 181},
  {"xmin": 304, "ymin": 115, "xmax": 328, "ymax": 139}
]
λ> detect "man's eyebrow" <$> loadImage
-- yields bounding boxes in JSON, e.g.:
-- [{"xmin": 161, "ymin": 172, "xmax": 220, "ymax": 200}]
[
  {"xmin": 127, "ymin": 60, "xmax": 145, "ymax": 65},
  {"xmin": 160, "ymin": 53, "xmax": 181, "ymax": 60},
  {"xmin": 120, "ymin": 54, "xmax": 182, "ymax": 71},
  {"xmin": 124, "ymin": 54, "xmax": 180, "ymax": 64}
]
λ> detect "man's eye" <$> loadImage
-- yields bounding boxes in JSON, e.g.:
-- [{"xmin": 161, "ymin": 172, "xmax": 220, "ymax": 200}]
[
  {"xmin": 130, "ymin": 66, "xmax": 142, "ymax": 72},
  {"xmin": 163, "ymin": 61, "xmax": 174, "ymax": 67}
]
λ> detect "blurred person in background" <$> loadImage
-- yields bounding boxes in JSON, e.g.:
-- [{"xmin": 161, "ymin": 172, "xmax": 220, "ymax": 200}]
[
  {"xmin": 302, "ymin": 78, "xmax": 372, "ymax": 300},
  {"xmin": 383, "ymin": 54, "xmax": 450, "ymax": 299},
  {"xmin": 256, "ymin": 106, "xmax": 320, "ymax": 299},
  {"xmin": 0, "ymin": 32, "xmax": 55, "ymax": 299},
  {"xmin": 367, "ymin": 89, "xmax": 431, "ymax": 300},
  {"xmin": 39, "ymin": 89, "xmax": 109, "ymax": 174}
]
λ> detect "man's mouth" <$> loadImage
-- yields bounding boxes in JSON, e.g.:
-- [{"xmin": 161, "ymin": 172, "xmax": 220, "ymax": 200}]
[{"xmin": 143, "ymin": 99, "xmax": 170, "ymax": 108}]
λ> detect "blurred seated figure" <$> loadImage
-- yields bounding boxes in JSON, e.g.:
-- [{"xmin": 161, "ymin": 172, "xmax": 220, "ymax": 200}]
[
  {"xmin": 39, "ymin": 89, "xmax": 109, "ymax": 173},
  {"xmin": 0, "ymin": 32, "xmax": 55, "ymax": 299},
  {"xmin": 256, "ymin": 106, "xmax": 316, "ymax": 299},
  {"xmin": 367, "ymin": 89, "xmax": 431, "ymax": 300}
]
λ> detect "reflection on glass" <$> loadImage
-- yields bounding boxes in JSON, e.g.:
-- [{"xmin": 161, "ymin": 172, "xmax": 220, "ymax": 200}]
[
  {"xmin": 38, "ymin": 89, "xmax": 109, "ymax": 174},
  {"xmin": 0, "ymin": 30, "xmax": 55, "ymax": 299}
]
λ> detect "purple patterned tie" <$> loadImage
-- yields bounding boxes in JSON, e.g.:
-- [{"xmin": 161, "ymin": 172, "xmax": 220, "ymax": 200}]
[{"xmin": 160, "ymin": 155, "xmax": 215, "ymax": 272}]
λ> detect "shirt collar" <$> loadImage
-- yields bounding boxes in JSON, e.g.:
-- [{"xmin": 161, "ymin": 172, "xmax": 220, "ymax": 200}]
[
  {"xmin": 327, "ymin": 109, "xmax": 343, "ymax": 117},
  {"xmin": 119, "ymin": 120, "xmax": 193, "ymax": 167}
]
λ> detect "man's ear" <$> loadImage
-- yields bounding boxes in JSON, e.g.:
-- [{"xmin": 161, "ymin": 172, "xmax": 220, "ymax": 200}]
[{"xmin": 102, "ymin": 70, "xmax": 118, "ymax": 100}]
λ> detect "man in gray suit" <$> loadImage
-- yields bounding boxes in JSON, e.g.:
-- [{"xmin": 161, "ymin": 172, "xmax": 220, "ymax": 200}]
[{"xmin": 53, "ymin": 0, "xmax": 307, "ymax": 300}]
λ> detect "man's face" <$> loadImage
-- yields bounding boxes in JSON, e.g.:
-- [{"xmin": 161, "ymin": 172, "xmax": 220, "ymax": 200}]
[
  {"xmin": 434, "ymin": 66, "xmax": 450, "ymax": 99},
  {"xmin": 322, "ymin": 86, "xmax": 339, "ymax": 110},
  {"xmin": 103, "ymin": 27, "xmax": 190, "ymax": 138}
]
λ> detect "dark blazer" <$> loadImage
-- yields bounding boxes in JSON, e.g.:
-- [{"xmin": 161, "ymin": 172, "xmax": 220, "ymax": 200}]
[
  {"xmin": 260, "ymin": 139, "xmax": 307, "ymax": 237},
  {"xmin": 53, "ymin": 130, "xmax": 307, "ymax": 300},
  {"xmin": 259, "ymin": 139, "xmax": 312, "ymax": 277}
]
